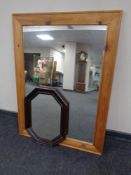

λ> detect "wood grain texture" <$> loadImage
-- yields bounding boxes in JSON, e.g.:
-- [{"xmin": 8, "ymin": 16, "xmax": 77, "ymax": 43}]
[
  {"xmin": 13, "ymin": 17, "xmax": 26, "ymax": 134},
  {"xmin": 13, "ymin": 11, "xmax": 122, "ymax": 155}
]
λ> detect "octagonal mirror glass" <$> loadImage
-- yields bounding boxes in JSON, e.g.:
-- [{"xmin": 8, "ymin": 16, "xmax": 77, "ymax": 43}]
[{"xmin": 31, "ymin": 94, "xmax": 61, "ymax": 140}]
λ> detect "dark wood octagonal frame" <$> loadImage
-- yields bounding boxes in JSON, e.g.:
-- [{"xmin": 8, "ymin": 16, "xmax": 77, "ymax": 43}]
[{"xmin": 25, "ymin": 86, "xmax": 69, "ymax": 146}]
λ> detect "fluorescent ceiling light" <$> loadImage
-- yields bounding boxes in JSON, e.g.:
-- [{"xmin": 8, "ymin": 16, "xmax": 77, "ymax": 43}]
[{"xmin": 37, "ymin": 34, "xmax": 54, "ymax": 40}]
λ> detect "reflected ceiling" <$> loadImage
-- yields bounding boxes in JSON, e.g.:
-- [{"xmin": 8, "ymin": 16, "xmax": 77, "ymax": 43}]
[{"xmin": 23, "ymin": 25, "xmax": 107, "ymax": 54}]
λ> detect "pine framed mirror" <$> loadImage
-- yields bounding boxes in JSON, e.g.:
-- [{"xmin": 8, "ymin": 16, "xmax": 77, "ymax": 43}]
[{"xmin": 13, "ymin": 11, "xmax": 122, "ymax": 155}]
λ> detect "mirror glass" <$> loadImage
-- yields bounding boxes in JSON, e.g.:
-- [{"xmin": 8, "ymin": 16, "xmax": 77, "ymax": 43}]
[
  {"xmin": 23, "ymin": 25, "xmax": 107, "ymax": 143},
  {"xmin": 31, "ymin": 94, "xmax": 61, "ymax": 140}
]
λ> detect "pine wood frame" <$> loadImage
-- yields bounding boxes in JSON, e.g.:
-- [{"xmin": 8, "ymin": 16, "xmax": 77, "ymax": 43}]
[{"xmin": 13, "ymin": 11, "xmax": 122, "ymax": 155}]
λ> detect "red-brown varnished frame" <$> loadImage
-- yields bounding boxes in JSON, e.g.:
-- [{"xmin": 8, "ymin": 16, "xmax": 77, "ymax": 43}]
[{"xmin": 25, "ymin": 86, "xmax": 69, "ymax": 146}]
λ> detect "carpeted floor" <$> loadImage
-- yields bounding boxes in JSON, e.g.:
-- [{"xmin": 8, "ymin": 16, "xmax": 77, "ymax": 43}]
[{"xmin": 0, "ymin": 114, "xmax": 131, "ymax": 175}]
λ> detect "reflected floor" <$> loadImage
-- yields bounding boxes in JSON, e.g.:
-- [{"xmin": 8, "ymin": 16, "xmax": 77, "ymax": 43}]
[{"xmin": 25, "ymin": 82, "xmax": 98, "ymax": 143}]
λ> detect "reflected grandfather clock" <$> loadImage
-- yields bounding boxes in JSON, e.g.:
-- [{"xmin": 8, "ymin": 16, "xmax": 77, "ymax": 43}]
[{"xmin": 75, "ymin": 51, "xmax": 88, "ymax": 93}]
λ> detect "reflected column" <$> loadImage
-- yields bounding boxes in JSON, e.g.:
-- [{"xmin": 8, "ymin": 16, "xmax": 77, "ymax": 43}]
[{"xmin": 63, "ymin": 42, "xmax": 76, "ymax": 90}]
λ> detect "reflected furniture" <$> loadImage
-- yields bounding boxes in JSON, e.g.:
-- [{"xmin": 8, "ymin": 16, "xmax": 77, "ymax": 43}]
[{"xmin": 75, "ymin": 51, "xmax": 88, "ymax": 93}]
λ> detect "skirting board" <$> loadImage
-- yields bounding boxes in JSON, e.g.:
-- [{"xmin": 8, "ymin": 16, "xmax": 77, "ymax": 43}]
[
  {"xmin": 0, "ymin": 109, "xmax": 17, "ymax": 117},
  {"xmin": 0, "ymin": 109, "xmax": 131, "ymax": 142},
  {"xmin": 106, "ymin": 129, "xmax": 131, "ymax": 142}
]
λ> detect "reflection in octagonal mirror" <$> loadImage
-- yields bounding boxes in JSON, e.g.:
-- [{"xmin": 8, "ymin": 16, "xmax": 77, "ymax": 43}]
[
  {"xmin": 31, "ymin": 94, "xmax": 61, "ymax": 140},
  {"xmin": 25, "ymin": 87, "xmax": 69, "ymax": 146}
]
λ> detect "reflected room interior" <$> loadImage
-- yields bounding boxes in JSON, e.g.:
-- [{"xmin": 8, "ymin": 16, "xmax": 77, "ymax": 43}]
[{"xmin": 23, "ymin": 25, "xmax": 107, "ymax": 143}]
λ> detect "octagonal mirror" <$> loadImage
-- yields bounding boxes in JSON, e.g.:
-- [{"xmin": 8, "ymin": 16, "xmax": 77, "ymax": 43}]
[{"xmin": 25, "ymin": 87, "xmax": 69, "ymax": 146}]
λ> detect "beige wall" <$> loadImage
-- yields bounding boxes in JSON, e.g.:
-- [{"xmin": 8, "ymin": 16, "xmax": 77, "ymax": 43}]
[{"xmin": 0, "ymin": 0, "xmax": 131, "ymax": 134}]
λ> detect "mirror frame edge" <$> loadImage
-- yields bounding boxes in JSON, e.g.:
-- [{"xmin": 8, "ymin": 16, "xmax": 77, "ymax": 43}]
[{"xmin": 12, "ymin": 10, "xmax": 122, "ymax": 155}]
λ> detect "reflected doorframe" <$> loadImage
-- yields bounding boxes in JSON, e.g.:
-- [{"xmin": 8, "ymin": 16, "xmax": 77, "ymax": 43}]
[{"xmin": 13, "ymin": 11, "xmax": 122, "ymax": 155}]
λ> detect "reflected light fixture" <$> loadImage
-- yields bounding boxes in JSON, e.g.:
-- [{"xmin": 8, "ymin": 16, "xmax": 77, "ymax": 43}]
[{"xmin": 37, "ymin": 34, "xmax": 54, "ymax": 40}]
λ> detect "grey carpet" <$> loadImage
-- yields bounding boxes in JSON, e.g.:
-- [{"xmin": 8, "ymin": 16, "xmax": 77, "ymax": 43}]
[
  {"xmin": 0, "ymin": 114, "xmax": 131, "ymax": 175},
  {"xmin": 25, "ymin": 83, "xmax": 98, "ymax": 142}
]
